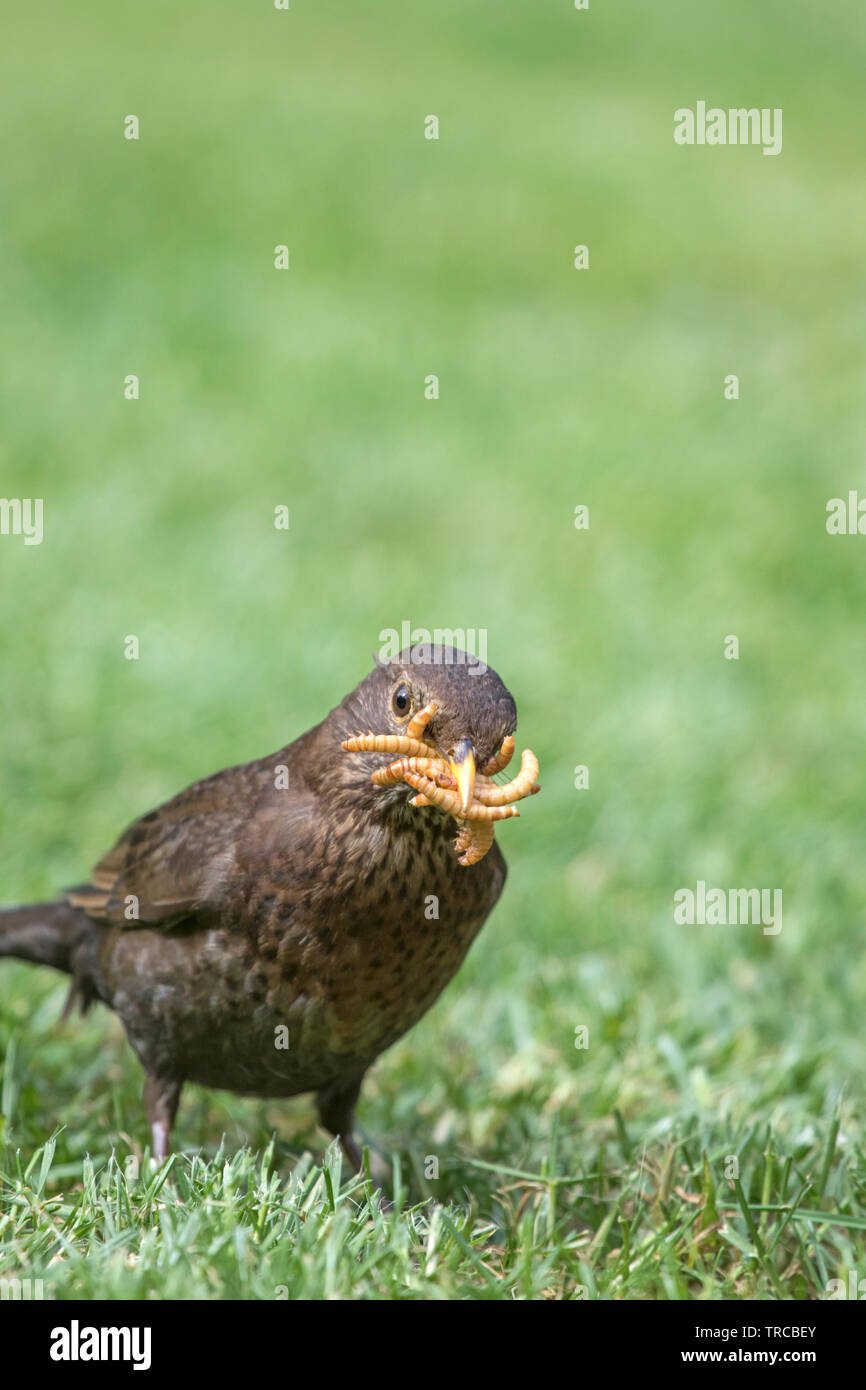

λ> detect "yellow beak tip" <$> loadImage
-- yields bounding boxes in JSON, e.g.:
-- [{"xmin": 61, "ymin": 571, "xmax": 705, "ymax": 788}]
[{"xmin": 448, "ymin": 745, "xmax": 477, "ymax": 815}]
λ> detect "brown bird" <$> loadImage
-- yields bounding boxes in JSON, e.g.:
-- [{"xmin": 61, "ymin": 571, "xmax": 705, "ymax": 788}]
[{"xmin": 0, "ymin": 645, "xmax": 534, "ymax": 1168}]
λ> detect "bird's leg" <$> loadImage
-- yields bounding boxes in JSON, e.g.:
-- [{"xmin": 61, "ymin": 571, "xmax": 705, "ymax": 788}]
[
  {"xmin": 142, "ymin": 1074, "xmax": 182, "ymax": 1162},
  {"xmin": 316, "ymin": 1075, "xmax": 365, "ymax": 1174}
]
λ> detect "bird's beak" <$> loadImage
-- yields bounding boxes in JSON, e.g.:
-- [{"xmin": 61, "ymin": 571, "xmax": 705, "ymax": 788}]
[{"xmin": 448, "ymin": 739, "xmax": 476, "ymax": 816}]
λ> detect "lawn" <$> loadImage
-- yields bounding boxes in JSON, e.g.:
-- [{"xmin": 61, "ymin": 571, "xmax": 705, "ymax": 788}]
[{"xmin": 1, "ymin": 0, "xmax": 865, "ymax": 1299}]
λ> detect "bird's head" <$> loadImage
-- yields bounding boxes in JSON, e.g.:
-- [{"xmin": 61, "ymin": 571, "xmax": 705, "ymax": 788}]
[{"xmin": 336, "ymin": 644, "xmax": 518, "ymax": 815}]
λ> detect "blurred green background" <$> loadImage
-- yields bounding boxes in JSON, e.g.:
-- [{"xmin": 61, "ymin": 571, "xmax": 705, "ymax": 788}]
[{"xmin": 1, "ymin": 0, "xmax": 865, "ymax": 1298}]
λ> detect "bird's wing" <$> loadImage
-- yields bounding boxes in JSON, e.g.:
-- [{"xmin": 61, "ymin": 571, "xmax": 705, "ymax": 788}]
[{"xmin": 66, "ymin": 762, "xmax": 270, "ymax": 928}]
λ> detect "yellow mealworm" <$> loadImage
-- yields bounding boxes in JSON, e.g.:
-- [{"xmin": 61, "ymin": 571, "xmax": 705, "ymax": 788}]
[
  {"xmin": 454, "ymin": 819, "xmax": 495, "ymax": 866},
  {"xmin": 341, "ymin": 733, "xmax": 439, "ymax": 760},
  {"xmin": 401, "ymin": 770, "xmax": 519, "ymax": 822},
  {"xmin": 470, "ymin": 749, "xmax": 540, "ymax": 805},
  {"xmin": 398, "ymin": 770, "xmax": 465, "ymax": 818},
  {"xmin": 480, "ymin": 735, "xmax": 515, "ymax": 777},
  {"xmin": 343, "ymin": 725, "xmax": 539, "ymax": 867},
  {"xmin": 405, "ymin": 701, "xmax": 437, "ymax": 741},
  {"xmin": 472, "ymin": 781, "xmax": 541, "ymax": 807},
  {"xmin": 371, "ymin": 757, "xmax": 455, "ymax": 788}
]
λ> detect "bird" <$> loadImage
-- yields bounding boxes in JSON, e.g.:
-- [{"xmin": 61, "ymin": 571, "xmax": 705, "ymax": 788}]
[{"xmin": 0, "ymin": 644, "xmax": 531, "ymax": 1169}]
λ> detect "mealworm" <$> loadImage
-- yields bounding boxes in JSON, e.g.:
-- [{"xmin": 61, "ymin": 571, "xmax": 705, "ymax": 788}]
[
  {"xmin": 470, "ymin": 749, "xmax": 540, "ymax": 805},
  {"xmin": 401, "ymin": 770, "xmax": 519, "ymax": 822},
  {"xmin": 480, "ymin": 736, "xmax": 515, "ymax": 777},
  {"xmin": 343, "ymin": 722, "xmax": 538, "ymax": 868},
  {"xmin": 341, "ymin": 733, "xmax": 439, "ymax": 759},
  {"xmin": 405, "ymin": 701, "xmax": 437, "ymax": 741},
  {"xmin": 372, "ymin": 757, "xmax": 455, "ymax": 788},
  {"xmin": 472, "ymin": 781, "xmax": 541, "ymax": 807},
  {"xmin": 454, "ymin": 819, "xmax": 495, "ymax": 866}
]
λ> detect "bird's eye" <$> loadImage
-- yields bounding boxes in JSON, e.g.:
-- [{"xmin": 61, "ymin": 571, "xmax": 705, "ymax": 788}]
[{"xmin": 391, "ymin": 683, "xmax": 412, "ymax": 719}]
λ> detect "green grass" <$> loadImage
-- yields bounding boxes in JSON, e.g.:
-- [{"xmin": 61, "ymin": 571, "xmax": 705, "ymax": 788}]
[{"xmin": 1, "ymin": 0, "xmax": 865, "ymax": 1299}]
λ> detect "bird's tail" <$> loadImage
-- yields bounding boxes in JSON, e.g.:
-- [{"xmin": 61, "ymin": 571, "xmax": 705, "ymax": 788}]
[{"xmin": 0, "ymin": 899, "xmax": 104, "ymax": 1019}]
